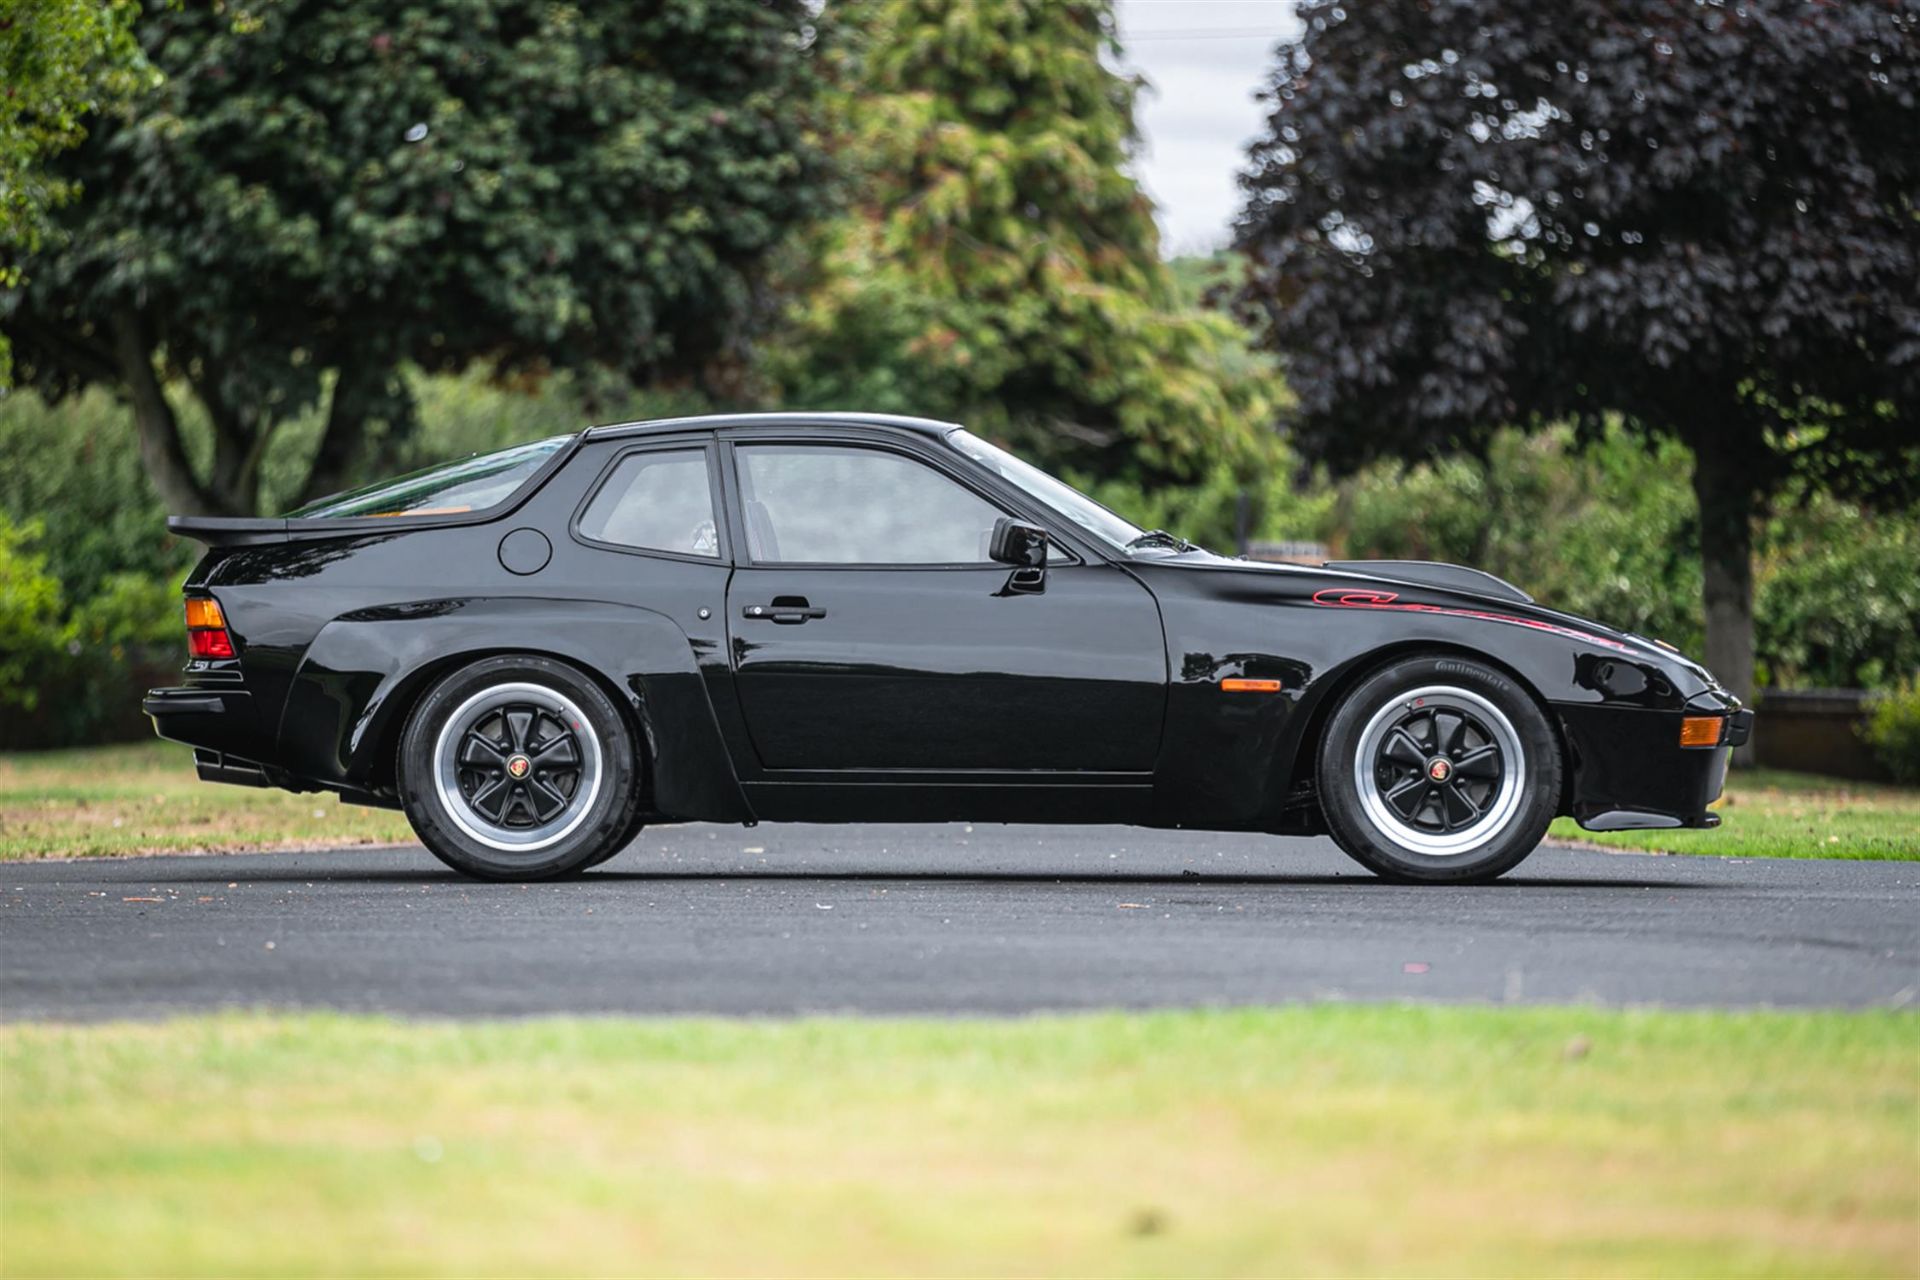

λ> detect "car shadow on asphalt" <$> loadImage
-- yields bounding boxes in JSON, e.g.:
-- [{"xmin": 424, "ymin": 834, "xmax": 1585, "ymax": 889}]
[{"xmin": 97, "ymin": 865, "xmax": 1704, "ymax": 891}]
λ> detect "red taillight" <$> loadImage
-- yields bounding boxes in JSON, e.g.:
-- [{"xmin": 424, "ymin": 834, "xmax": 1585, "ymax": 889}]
[
  {"xmin": 185, "ymin": 597, "xmax": 235, "ymax": 659},
  {"xmin": 188, "ymin": 627, "xmax": 235, "ymax": 659}
]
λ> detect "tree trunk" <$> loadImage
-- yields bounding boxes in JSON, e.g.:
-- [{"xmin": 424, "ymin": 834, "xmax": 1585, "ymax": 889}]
[
  {"xmin": 1691, "ymin": 446, "xmax": 1757, "ymax": 767},
  {"xmin": 110, "ymin": 312, "xmax": 234, "ymax": 518},
  {"xmin": 300, "ymin": 363, "xmax": 390, "ymax": 506},
  {"xmin": 197, "ymin": 376, "xmax": 268, "ymax": 515}
]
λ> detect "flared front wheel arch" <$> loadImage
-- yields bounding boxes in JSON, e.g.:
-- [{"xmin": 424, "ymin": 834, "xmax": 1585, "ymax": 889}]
[
  {"xmin": 1285, "ymin": 644, "xmax": 1574, "ymax": 817},
  {"xmin": 1304, "ymin": 649, "xmax": 1568, "ymax": 882}
]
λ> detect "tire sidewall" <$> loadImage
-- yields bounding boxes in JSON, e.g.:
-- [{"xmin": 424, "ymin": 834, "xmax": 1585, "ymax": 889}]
[
  {"xmin": 399, "ymin": 655, "xmax": 639, "ymax": 880},
  {"xmin": 1318, "ymin": 654, "xmax": 1561, "ymax": 883},
  {"xmin": 582, "ymin": 811, "xmax": 647, "ymax": 869}
]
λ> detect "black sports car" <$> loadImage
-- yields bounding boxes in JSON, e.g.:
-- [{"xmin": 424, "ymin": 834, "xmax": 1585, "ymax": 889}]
[{"xmin": 147, "ymin": 412, "xmax": 1751, "ymax": 883}]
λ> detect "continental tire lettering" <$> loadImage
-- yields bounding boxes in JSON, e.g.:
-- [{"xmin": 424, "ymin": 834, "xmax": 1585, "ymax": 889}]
[{"xmin": 1435, "ymin": 660, "xmax": 1508, "ymax": 689}]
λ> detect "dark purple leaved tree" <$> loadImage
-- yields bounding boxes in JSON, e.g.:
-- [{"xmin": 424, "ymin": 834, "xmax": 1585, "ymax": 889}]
[{"xmin": 1234, "ymin": 0, "xmax": 1919, "ymax": 748}]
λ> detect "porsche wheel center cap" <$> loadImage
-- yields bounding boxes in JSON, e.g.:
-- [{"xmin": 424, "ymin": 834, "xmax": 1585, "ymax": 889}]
[
  {"xmin": 506, "ymin": 754, "xmax": 531, "ymax": 779},
  {"xmin": 1426, "ymin": 757, "xmax": 1453, "ymax": 782}
]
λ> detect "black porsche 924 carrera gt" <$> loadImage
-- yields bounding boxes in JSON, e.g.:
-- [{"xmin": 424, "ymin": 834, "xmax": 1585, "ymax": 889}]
[{"xmin": 147, "ymin": 412, "xmax": 1751, "ymax": 883}]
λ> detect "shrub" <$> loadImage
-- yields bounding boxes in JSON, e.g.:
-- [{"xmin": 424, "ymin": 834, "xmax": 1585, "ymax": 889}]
[
  {"xmin": 1863, "ymin": 678, "xmax": 1920, "ymax": 786},
  {"xmin": 0, "ymin": 387, "xmax": 186, "ymax": 598},
  {"xmin": 0, "ymin": 515, "xmax": 64, "ymax": 711},
  {"xmin": 1756, "ymin": 496, "xmax": 1920, "ymax": 690},
  {"xmin": 1084, "ymin": 456, "xmax": 1336, "ymax": 554},
  {"xmin": 1331, "ymin": 425, "xmax": 1703, "ymax": 654},
  {"xmin": 0, "ymin": 513, "xmax": 182, "ymax": 747}
]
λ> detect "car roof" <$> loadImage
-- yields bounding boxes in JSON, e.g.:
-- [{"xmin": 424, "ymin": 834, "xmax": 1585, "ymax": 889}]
[{"xmin": 583, "ymin": 411, "xmax": 963, "ymax": 442}]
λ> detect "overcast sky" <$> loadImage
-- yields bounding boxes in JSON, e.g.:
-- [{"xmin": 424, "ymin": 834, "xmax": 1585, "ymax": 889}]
[{"xmin": 1112, "ymin": 0, "xmax": 1302, "ymax": 256}]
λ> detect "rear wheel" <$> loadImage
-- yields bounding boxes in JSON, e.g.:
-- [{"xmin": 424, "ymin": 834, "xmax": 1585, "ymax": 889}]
[
  {"xmin": 398, "ymin": 655, "xmax": 639, "ymax": 880},
  {"xmin": 1316, "ymin": 654, "xmax": 1561, "ymax": 883}
]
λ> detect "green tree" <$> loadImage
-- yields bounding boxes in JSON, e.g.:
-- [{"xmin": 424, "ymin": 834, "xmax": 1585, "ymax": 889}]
[
  {"xmin": 0, "ymin": 0, "xmax": 154, "ymax": 383},
  {"xmin": 1234, "ymin": 0, "xmax": 1920, "ymax": 739},
  {"xmin": 772, "ymin": 0, "xmax": 1284, "ymax": 491},
  {"xmin": 4, "ymin": 0, "xmax": 830, "ymax": 515}
]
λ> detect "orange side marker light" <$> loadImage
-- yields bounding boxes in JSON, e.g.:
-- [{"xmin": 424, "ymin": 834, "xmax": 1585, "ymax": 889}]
[
  {"xmin": 1221, "ymin": 678, "xmax": 1284, "ymax": 694},
  {"xmin": 1678, "ymin": 716, "xmax": 1723, "ymax": 747}
]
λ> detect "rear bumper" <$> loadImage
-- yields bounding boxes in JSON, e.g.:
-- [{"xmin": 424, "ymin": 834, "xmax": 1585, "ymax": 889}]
[
  {"xmin": 143, "ymin": 685, "xmax": 264, "ymax": 761},
  {"xmin": 144, "ymin": 685, "xmax": 396, "ymax": 806},
  {"xmin": 1555, "ymin": 701, "xmax": 1752, "ymax": 833}
]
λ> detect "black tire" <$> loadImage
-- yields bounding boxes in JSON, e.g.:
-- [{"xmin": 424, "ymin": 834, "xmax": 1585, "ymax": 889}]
[
  {"xmin": 581, "ymin": 810, "xmax": 647, "ymax": 870},
  {"xmin": 1316, "ymin": 654, "xmax": 1561, "ymax": 883},
  {"xmin": 397, "ymin": 655, "xmax": 640, "ymax": 881}
]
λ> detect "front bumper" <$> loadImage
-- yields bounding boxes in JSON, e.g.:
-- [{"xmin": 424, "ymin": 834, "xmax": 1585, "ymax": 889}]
[
  {"xmin": 1556, "ymin": 702, "xmax": 1753, "ymax": 833},
  {"xmin": 1724, "ymin": 708, "xmax": 1754, "ymax": 748}
]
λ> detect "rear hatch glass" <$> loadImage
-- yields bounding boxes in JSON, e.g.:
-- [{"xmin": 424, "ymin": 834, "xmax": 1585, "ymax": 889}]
[{"xmin": 287, "ymin": 436, "xmax": 572, "ymax": 519}]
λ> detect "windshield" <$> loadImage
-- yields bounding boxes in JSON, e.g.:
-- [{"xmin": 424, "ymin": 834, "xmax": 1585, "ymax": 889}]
[
  {"xmin": 287, "ymin": 436, "xmax": 572, "ymax": 519},
  {"xmin": 947, "ymin": 430, "xmax": 1146, "ymax": 552}
]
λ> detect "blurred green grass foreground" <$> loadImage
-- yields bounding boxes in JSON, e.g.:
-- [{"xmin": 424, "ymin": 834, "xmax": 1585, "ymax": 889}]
[{"xmin": 3, "ymin": 1007, "xmax": 1916, "ymax": 1278}]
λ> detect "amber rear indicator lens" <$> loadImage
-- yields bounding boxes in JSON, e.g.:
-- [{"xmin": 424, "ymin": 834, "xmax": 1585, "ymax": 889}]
[
  {"xmin": 184, "ymin": 598, "xmax": 226, "ymax": 629},
  {"xmin": 1679, "ymin": 716, "xmax": 1723, "ymax": 747},
  {"xmin": 1221, "ymin": 678, "xmax": 1283, "ymax": 693}
]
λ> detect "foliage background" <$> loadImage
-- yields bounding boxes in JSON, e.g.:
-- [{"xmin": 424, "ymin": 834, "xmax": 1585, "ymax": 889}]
[
  {"xmin": 3, "ymin": 347, "xmax": 1914, "ymax": 747},
  {"xmin": 0, "ymin": 0, "xmax": 1913, "ymax": 749}
]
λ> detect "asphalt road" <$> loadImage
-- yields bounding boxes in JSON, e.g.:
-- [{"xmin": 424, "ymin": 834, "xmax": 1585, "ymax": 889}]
[{"xmin": 3, "ymin": 827, "xmax": 1915, "ymax": 1019}]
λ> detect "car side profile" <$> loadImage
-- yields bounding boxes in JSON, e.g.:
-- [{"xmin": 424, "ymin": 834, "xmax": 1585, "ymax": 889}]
[{"xmin": 146, "ymin": 413, "xmax": 1751, "ymax": 883}]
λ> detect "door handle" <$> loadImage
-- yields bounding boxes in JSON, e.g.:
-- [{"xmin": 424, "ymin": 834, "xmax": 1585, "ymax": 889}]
[{"xmin": 742, "ymin": 599, "xmax": 826, "ymax": 624}]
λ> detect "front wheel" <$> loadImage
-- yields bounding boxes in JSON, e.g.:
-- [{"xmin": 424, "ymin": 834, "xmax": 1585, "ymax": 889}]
[
  {"xmin": 1316, "ymin": 655, "xmax": 1562, "ymax": 883},
  {"xmin": 398, "ymin": 655, "xmax": 640, "ymax": 880}
]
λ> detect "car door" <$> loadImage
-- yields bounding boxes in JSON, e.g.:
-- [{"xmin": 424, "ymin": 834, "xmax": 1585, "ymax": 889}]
[{"xmin": 721, "ymin": 436, "xmax": 1166, "ymax": 773}]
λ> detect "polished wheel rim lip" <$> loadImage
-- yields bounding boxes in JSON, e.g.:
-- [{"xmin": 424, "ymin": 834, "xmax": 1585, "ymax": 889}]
[
  {"xmin": 1352, "ymin": 684, "xmax": 1525, "ymax": 857},
  {"xmin": 432, "ymin": 681, "xmax": 603, "ymax": 854}
]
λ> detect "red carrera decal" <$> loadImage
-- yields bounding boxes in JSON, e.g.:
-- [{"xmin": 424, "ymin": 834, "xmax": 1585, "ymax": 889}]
[{"xmin": 1310, "ymin": 587, "xmax": 1636, "ymax": 653}]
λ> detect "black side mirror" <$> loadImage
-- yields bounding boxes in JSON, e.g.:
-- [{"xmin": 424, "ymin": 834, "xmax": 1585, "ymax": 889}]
[{"xmin": 989, "ymin": 518, "xmax": 1048, "ymax": 568}]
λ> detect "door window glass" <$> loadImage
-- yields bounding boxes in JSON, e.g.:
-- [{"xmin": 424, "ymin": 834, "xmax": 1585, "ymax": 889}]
[
  {"xmin": 577, "ymin": 449, "xmax": 719, "ymax": 557},
  {"xmin": 736, "ymin": 445, "xmax": 1005, "ymax": 564}
]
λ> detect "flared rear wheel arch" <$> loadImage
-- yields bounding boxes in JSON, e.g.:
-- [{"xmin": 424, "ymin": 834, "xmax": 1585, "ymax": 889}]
[
  {"xmin": 370, "ymin": 649, "xmax": 651, "ymax": 804},
  {"xmin": 395, "ymin": 653, "xmax": 649, "ymax": 879}
]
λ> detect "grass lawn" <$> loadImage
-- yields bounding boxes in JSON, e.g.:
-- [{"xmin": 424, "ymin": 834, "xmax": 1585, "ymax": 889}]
[
  {"xmin": 1550, "ymin": 768, "xmax": 1920, "ymax": 861},
  {"xmin": 0, "ymin": 741, "xmax": 412, "ymax": 860},
  {"xmin": 3, "ymin": 1007, "xmax": 1915, "ymax": 1278}
]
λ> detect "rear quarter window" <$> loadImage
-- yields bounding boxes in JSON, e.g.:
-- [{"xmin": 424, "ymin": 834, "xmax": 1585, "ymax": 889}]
[{"xmin": 576, "ymin": 449, "xmax": 720, "ymax": 557}]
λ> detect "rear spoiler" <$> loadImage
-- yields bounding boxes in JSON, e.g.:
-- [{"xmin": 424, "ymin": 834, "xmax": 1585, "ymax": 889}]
[
  {"xmin": 168, "ymin": 508, "xmax": 503, "ymax": 545},
  {"xmin": 167, "ymin": 516, "xmax": 293, "ymax": 547}
]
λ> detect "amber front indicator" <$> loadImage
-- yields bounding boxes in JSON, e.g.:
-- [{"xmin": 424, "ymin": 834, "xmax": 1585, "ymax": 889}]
[
  {"xmin": 1220, "ymin": 678, "xmax": 1284, "ymax": 693},
  {"xmin": 1679, "ymin": 716, "xmax": 1724, "ymax": 747}
]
